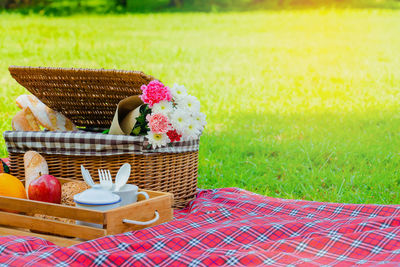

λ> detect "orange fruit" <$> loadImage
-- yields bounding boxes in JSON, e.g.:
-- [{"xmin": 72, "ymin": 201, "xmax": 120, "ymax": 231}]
[{"xmin": 0, "ymin": 173, "xmax": 27, "ymax": 199}]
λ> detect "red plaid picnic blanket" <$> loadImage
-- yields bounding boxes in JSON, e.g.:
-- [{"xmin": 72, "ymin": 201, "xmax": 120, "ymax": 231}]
[{"xmin": 1, "ymin": 188, "xmax": 400, "ymax": 266}]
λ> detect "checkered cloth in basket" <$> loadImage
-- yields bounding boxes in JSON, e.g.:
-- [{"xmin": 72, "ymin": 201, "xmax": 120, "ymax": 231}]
[{"xmin": 3, "ymin": 131, "xmax": 199, "ymax": 156}]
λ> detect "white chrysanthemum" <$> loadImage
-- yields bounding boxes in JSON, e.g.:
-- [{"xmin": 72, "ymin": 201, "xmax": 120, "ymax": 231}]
[
  {"xmin": 151, "ymin": 101, "xmax": 173, "ymax": 116},
  {"xmin": 192, "ymin": 112, "xmax": 207, "ymax": 130},
  {"xmin": 146, "ymin": 132, "xmax": 170, "ymax": 149},
  {"xmin": 170, "ymin": 83, "xmax": 188, "ymax": 100},
  {"xmin": 176, "ymin": 95, "xmax": 200, "ymax": 113},
  {"xmin": 182, "ymin": 118, "xmax": 201, "ymax": 141},
  {"xmin": 169, "ymin": 108, "xmax": 189, "ymax": 133}
]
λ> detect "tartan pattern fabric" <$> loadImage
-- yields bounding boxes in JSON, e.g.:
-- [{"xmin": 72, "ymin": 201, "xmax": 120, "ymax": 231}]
[
  {"xmin": 3, "ymin": 131, "xmax": 199, "ymax": 156},
  {"xmin": 1, "ymin": 189, "xmax": 400, "ymax": 266}
]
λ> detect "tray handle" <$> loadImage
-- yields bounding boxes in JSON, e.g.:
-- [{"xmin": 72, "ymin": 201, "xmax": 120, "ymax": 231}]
[{"xmin": 122, "ymin": 211, "xmax": 160, "ymax": 226}]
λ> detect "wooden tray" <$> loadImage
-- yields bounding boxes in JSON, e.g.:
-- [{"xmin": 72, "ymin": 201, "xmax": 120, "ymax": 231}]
[{"xmin": 0, "ymin": 179, "xmax": 174, "ymax": 247}]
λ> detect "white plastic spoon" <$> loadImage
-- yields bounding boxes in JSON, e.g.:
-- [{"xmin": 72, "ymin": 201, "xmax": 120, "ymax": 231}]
[
  {"xmin": 81, "ymin": 165, "xmax": 95, "ymax": 187},
  {"xmin": 114, "ymin": 163, "xmax": 131, "ymax": 192}
]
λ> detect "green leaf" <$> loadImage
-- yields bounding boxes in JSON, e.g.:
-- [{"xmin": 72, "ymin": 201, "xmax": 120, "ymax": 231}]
[
  {"xmin": 132, "ymin": 126, "xmax": 141, "ymax": 135},
  {"xmin": 136, "ymin": 116, "xmax": 145, "ymax": 124}
]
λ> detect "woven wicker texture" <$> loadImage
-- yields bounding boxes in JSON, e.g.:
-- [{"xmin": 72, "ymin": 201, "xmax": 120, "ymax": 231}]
[
  {"xmin": 9, "ymin": 151, "xmax": 198, "ymax": 209},
  {"xmin": 8, "ymin": 66, "xmax": 155, "ymax": 128}
]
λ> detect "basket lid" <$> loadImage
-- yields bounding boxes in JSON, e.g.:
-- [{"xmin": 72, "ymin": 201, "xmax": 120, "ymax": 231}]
[{"xmin": 9, "ymin": 66, "xmax": 155, "ymax": 128}]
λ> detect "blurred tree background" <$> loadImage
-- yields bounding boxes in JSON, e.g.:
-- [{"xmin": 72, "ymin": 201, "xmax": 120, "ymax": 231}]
[{"xmin": 1, "ymin": 0, "xmax": 399, "ymax": 14}]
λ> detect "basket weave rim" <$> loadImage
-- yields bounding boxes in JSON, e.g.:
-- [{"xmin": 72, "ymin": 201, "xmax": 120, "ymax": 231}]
[{"xmin": 8, "ymin": 65, "xmax": 154, "ymax": 77}]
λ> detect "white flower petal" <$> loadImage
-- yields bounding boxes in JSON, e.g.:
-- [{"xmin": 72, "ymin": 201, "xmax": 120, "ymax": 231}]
[
  {"xmin": 192, "ymin": 112, "xmax": 207, "ymax": 130},
  {"xmin": 151, "ymin": 101, "xmax": 173, "ymax": 116},
  {"xmin": 146, "ymin": 132, "xmax": 170, "ymax": 149},
  {"xmin": 181, "ymin": 118, "xmax": 202, "ymax": 141},
  {"xmin": 170, "ymin": 83, "xmax": 188, "ymax": 100},
  {"xmin": 176, "ymin": 95, "xmax": 200, "ymax": 113},
  {"xmin": 169, "ymin": 108, "xmax": 190, "ymax": 133}
]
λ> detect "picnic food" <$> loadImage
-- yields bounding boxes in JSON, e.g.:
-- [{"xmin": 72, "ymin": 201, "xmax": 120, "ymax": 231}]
[
  {"xmin": 28, "ymin": 174, "xmax": 61, "ymax": 204},
  {"xmin": 16, "ymin": 94, "xmax": 77, "ymax": 131},
  {"xmin": 0, "ymin": 173, "xmax": 27, "ymax": 199},
  {"xmin": 33, "ymin": 214, "xmax": 74, "ymax": 225},
  {"xmin": 61, "ymin": 181, "xmax": 89, "ymax": 206},
  {"xmin": 24, "ymin": 151, "xmax": 49, "ymax": 193},
  {"xmin": 12, "ymin": 107, "xmax": 41, "ymax": 131}
]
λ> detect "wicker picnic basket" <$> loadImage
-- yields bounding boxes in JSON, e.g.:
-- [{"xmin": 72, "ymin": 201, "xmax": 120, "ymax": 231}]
[{"xmin": 3, "ymin": 66, "xmax": 199, "ymax": 209}]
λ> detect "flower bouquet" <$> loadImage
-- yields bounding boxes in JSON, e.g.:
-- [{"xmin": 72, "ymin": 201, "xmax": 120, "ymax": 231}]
[{"xmin": 131, "ymin": 81, "xmax": 206, "ymax": 148}]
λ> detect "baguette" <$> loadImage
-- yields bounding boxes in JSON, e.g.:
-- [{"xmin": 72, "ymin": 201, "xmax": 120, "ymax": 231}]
[
  {"xmin": 12, "ymin": 107, "xmax": 41, "ymax": 131},
  {"xmin": 16, "ymin": 95, "xmax": 77, "ymax": 131},
  {"xmin": 24, "ymin": 151, "xmax": 49, "ymax": 194}
]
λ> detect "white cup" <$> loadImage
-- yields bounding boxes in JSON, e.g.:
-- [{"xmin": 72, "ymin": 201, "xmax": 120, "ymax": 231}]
[
  {"xmin": 74, "ymin": 185, "xmax": 121, "ymax": 228},
  {"xmin": 113, "ymin": 184, "xmax": 149, "ymax": 206}
]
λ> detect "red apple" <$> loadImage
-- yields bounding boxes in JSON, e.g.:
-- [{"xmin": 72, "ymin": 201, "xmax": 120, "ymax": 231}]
[{"xmin": 28, "ymin": 174, "xmax": 61, "ymax": 204}]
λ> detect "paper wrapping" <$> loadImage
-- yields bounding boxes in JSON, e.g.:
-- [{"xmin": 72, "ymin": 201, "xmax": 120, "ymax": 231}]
[{"xmin": 109, "ymin": 96, "xmax": 143, "ymax": 135}]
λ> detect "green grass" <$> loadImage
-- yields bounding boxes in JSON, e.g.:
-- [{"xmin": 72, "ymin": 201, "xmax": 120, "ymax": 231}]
[
  {"xmin": 4, "ymin": 0, "xmax": 400, "ymax": 15},
  {"xmin": 1, "ymin": 9, "xmax": 400, "ymax": 204}
]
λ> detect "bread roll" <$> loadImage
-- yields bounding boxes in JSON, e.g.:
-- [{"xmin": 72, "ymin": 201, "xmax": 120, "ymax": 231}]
[
  {"xmin": 62, "ymin": 181, "xmax": 90, "ymax": 206},
  {"xmin": 24, "ymin": 151, "xmax": 49, "ymax": 194},
  {"xmin": 16, "ymin": 95, "xmax": 77, "ymax": 131},
  {"xmin": 33, "ymin": 214, "xmax": 74, "ymax": 225},
  {"xmin": 12, "ymin": 107, "xmax": 41, "ymax": 131}
]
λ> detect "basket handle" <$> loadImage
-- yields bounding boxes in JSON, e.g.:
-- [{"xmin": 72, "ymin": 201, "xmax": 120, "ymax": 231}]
[{"xmin": 122, "ymin": 211, "xmax": 160, "ymax": 226}]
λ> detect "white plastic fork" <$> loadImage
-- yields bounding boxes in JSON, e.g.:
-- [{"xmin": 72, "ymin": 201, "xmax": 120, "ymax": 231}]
[{"xmin": 98, "ymin": 169, "xmax": 113, "ymax": 190}]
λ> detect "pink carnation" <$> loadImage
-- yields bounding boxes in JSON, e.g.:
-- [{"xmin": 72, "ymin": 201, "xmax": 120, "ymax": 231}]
[
  {"xmin": 146, "ymin": 113, "xmax": 170, "ymax": 133},
  {"xmin": 140, "ymin": 81, "xmax": 172, "ymax": 108}
]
